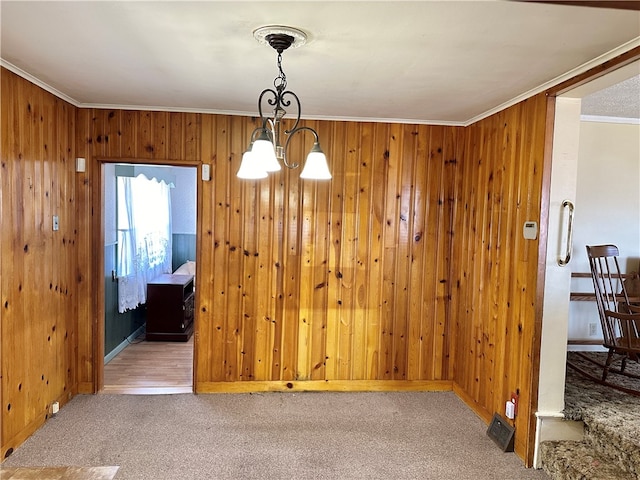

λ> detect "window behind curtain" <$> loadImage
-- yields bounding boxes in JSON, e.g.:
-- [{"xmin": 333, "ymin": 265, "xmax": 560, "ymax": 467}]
[{"xmin": 117, "ymin": 174, "xmax": 172, "ymax": 313}]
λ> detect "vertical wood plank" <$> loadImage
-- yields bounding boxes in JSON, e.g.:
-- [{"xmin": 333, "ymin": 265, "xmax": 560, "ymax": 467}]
[{"xmin": 1, "ymin": 69, "xmax": 78, "ymax": 458}]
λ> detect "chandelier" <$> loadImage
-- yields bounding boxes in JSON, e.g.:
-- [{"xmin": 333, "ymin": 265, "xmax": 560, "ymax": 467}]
[{"xmin": 237, "ymin": 26, "xmax": 332, "ymax": 180}]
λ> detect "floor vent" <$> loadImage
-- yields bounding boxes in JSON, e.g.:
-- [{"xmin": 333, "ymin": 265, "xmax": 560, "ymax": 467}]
[{"xmin": 487, "ymin": 413, "xmax": 515, "ymax": 452}]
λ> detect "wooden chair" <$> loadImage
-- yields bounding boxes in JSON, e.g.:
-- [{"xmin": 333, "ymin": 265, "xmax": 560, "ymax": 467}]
[{"xmin": 586, "ymin": 244, "xmax": 640, "ymax": 381}]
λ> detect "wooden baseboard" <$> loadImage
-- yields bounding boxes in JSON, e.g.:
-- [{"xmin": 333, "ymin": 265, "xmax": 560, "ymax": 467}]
[
  {"xmin": 1, "ymin": 391, "xmax": 73, "ymax": 462},
  {"xmin": 77, "ymin": 382, "xmax": 95, "ymax": 394},
  {"xmin": 196, "ymin": 379, "xmax": 453, "ymax": 394},
  {"xmin": 452, "ymin": 382, "xmax": 493, "ymax": 424}
]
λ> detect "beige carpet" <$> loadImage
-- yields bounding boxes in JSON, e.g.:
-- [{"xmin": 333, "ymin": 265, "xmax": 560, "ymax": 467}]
[
  {"xmin": 0, "ymin": 466, "xmax": 118, "ymax": 480},
  {"xmin": 2, "ymin": 391, "xmax": 548, "ymax": 480}
]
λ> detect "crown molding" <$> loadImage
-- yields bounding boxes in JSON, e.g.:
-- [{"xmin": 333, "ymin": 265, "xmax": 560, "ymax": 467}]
[
  {"xmin": 464, "ymin": 37, "xmax": 640, "ymax": 126},
  {"xmin": 1, "ymin": 59, "xmax": 79, "ymax": 106}
]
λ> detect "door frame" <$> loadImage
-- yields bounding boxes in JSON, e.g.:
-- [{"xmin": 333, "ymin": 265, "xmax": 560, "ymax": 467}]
[{"xmin": 92, "ymin": 157, "xmax": 202, "ymax": 393}]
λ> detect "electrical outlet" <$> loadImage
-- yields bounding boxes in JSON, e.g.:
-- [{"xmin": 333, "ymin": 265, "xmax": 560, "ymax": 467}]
[
  {"xmin": 588, "ymin": 322, "xmax": 598, "ymax": 336},
  {"xmin": 505, "ymin": 400, "xmax": 515, "ymax": 419},
  {"xmin": 51, "ymin": 401, "xmax": 59, "ymax": 415}
]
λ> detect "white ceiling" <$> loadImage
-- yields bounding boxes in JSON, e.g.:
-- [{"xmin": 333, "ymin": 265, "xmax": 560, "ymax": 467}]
[{"xmin": 1, "ymin": 1, "xmax": 639, "ymax": 126}]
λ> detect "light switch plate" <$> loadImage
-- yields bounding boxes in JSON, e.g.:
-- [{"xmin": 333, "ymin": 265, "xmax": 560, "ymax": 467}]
[
  {"xmin": 523, "ymin": 221, "xmax": 537, "ymax": 240},
  {"xmin": 52, "ymin": 215, "xmax": 59, "ymax": 231},
  {"xmin": 202, "ymin": 164, "xmax": 211, "ymax": 181}
]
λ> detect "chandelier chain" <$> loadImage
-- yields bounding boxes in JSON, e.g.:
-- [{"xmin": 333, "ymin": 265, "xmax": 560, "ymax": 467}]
[{"xmin": 274, "ymin": 53, "xmax": 287, "ymax": 91}]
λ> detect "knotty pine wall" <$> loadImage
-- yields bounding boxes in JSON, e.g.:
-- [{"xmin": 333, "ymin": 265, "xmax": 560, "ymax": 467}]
[
  {"xmin": 452, "ymin": 94, "xmax": 547, "ymax": 461},
  {"xmin": 196, "ymin": 117, "xmax": 463, "ymax": 387},
  {"xmin": 1, "ymin": 68, "xmax": 78, "ymax": 458},
  {"xmin": 2, "ymin": 67, "xmax": 549, "ymax": 465}
]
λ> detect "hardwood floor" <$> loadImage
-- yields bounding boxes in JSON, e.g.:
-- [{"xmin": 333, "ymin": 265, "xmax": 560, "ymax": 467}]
[
  {"xmin": 103, "ymin": 335, "xmax": 193, "ymax": 394},
  {"xmin": 0, "ymin": 466, "xmax": 119, "ymax": 479}
]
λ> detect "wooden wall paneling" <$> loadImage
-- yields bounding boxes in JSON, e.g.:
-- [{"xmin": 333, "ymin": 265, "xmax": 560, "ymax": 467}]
[
  {"xmin": 501, "ymin": 105, "xmax": 526, "ymax": 419},
  {"xmin": 137, "ymin": 112, "xmax": 153, "ymax": 159},
  {"xmin": 481, "ymin": 114, "xmax": 499, "ymax": 411},
  {"xmin": 355, "ymin": 122, "xmax": 374, "ymax": 380},
  {"xmin": 406, "ymin": 124, "xmax": 427, "ymax": 380},
  {"xmin": 232, "ymin": 157, "xmax": 256, "ymax": 380},
  {"xmin": 392, "ymin": 123, "xmax": 415, "ymax": 381},
  {"xmin": 296, "ymin": 126, "xmax": 315, "ymax": 381},
  {"xmin": 1, "ymin": 69, "xmax": 77, "ymax": 459},
  {"xmin": 274, "ymin": 162, "xmax": 292, "ymax": 382},
  {"xmin": 379, "ymin": 124, "xmax": 400, "ymax": 379},
  {"xmin": 236, "ymin": 127, "xmax": 259, "ymax": 383},
  {"xmin": 308, "ymin": 121, "xmax": 332, "ymax": 381},
  {"xmin": 26, "ymin": 83, "xmax": 43, "ymax": 419},
  {"xmin": 42, "ymin": 89, "xmax": 56, "ymax": 399},
  {"xmin": 196, "ymin": 114, "xmax": 215, "ymax": 385},
  {"xmin": 253, "ymin": 149, "xmax": 275, "ymax": 382},
  {"xmin": 168, "ymin": 112, "xmax": 184, "ymax": 159},
  {"xmin": 470, "ymin": 119, "xmax": 488, "ymax": 404},
  {"xmin": 433, "ymin": 125, "xmax": 451, "ymax": 381},
  {"xmin": 350, "ymin": 121, "xmax": 368, "ymax": 381},
  {"xmin": 88, "ymin": 110, "xmax": 109, "ymax": 393},
  {"xmin": 440, "ymin": 125, "xmax": 461, "ymax": 380},
  {"xmin": 121, "ymin": 111, "xmax": 136, "ymax": 158},
  {"xmin": 451, "ymin": 94, "xmax": 548, "ymax": 463},
  {"xmin": 454, "ymin": 119, "xmax": 480, "ymax": 401},
  {"xmin": 366, "ymin": 123, "xmax": 388, "ymax": 379},
  {"xmin": 482, "ymin": 115, "xmax": 501, "ymax": 408},
  {"xmin": 59, "ymin": 98, "xmax": 77, "ymax": 397},
  {"xmin": 234, "ymin": 115, "xmax": 253, "ymax": 382},
  {"xmin": 3, "ymin": 73, "xmax": 28, "ymax": 451},
  {"xmin": 104, "ymin": 110, "xmax": 122, "ymax": 157},
  {"xmin": 152, "ymin": 111, "xmax": 168, "ymax": 159},
  {"xmin": 0, "ymin": 71, "xmax": 8, "ymax": 452},
  {"xmin": 444, "ymin": 127, "xmax": 465, "ymax": 381},
  {"xmin": 489, "ymin": 110, "xmax": 512, "ymax": 415},
  {"xmin": 339, "ymin": 121, "xmax": 359, "ymax": 380},
  {"xmin": 324, "ymin": 121, "xmax": 344, "ymax": 380},
  {"xmin": 335, "ymin": 120, "xmax": 352, "ymax": 380},
  {"xmin": 454, "ymin": 126, "xmax": 477, "ymax": 384},
  {"xmin": 270, "ymin": 140, "xmax": 286, "ymax": 381},
  {"xmin": 183, "ymin": 113, "xmax": 200, "ymax": 161},
  {"xmin": 225, "ymin": 116, "xmax": 244, "ymax": 382},
  {"xmin": 515, "ymin": 95, "xmax": 547, "ymax": 458},
  {"xmin": 211, "ymin": 115, "xmax": 232, "ymax": 381},
  {"xmin": 74, "ymin": 110, "xmax": 92, "ymax": 392},
  {"xmin": 422, "ymin": 126, "xmax": 445, "ymax": 381}
]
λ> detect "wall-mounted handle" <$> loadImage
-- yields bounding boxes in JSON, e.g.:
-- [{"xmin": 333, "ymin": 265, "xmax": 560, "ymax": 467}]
[{"xmin": 558, "ymin": 200, "xmax": 574, "ymax": 266}]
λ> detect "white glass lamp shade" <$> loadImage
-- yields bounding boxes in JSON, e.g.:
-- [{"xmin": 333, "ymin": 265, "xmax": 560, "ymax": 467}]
[
  {"xmin": 237, "ymin": 147, "xmax": 268, "ymax": 179},
  {"xmin": 252, "ymin": 130, "xmax": 281, "ymax": 172},
  {"xmin": 300, "ymin": 143, "xmax": 331, "ymax": 180}
]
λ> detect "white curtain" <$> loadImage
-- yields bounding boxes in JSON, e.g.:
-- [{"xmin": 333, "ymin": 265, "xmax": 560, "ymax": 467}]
[{"xmin": 117, "ymin": 174, "xmax": 172, "ymax": 313}]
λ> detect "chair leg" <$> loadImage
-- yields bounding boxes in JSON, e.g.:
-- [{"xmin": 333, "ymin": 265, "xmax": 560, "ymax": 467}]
[
  {"xmin": 603, "ymin": 350, "xmax": 615, "ymax": 381},
  {"xmin": 621, "ymin": 355, "xmax": 628, "ymax": 373}
]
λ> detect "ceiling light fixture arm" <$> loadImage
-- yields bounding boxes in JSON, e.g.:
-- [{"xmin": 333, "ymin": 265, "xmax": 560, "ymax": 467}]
[{"xmin": 257, "ymin": 48, "xmax": 307, "ymax": 169}]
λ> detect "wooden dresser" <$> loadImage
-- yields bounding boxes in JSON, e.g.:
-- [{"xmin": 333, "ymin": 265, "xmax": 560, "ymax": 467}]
[{"xmin": 146, "ymin": 273, "xmax": 194, "ymax": 341}]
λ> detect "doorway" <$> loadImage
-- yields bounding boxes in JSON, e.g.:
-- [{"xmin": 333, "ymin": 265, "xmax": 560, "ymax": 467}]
[
  {"xmin": 102, "ymin": 162, "xmax": 198, "ymax": 394},
  {"xmin": 534, "ymin": 59, "xmax": 640, "ymax": 464}
]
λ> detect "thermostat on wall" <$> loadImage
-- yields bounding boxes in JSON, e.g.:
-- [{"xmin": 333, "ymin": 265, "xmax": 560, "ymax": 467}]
[{"xmin": 523, "ymin": 221, "xmax": 538, "ymax": 240}]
